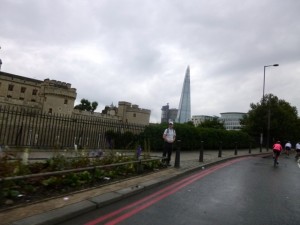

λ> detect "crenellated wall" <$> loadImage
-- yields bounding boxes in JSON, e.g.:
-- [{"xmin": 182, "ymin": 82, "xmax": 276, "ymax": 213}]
[
  {"xmin": 40, "ymin": 78, "xmax": 77, "ymax": 114},
  {"xmin": 0, "ymin": 71, "xmax": 77, "ymax": 115},
  {"xmin": 0, "ymin": 71, "xmax": 151, "ymax": 125},
  {"xmin": 118, "ymin": 101, "xmax": 151, "ymax": 125}
]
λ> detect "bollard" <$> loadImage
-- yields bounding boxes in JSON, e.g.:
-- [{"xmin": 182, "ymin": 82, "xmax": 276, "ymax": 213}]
[
  {"xmin": 218, "ymin": 141, "xmax": 222, "ymax": 157},
  {"xmin": 174, "ymin": 140, "xmax": 181, "ymax": 168},
  {"xmin": 249, "ymin": 143, "xmax": 252, "ymax": 154},
  {"xmin": 234, "ymin": 142, "xmax": 238, "ymax": 155},
  {"xmin": 199, "ymin": 141, "xmax": 204, "ymax": 162}
]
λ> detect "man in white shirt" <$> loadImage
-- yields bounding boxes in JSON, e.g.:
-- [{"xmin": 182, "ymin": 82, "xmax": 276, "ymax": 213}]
[{"xmin": 162, "ymin": 121, "xmax": 176, "ymax": 166}]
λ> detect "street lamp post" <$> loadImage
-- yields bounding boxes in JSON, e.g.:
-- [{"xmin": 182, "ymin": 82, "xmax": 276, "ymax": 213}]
[
  {"xmin": 263, "ymin": 64, "xmax": 279, "ymax": 151},
  {"xmin": 263, "ymin": 64, "xmax": 279, "ymax": 102}
]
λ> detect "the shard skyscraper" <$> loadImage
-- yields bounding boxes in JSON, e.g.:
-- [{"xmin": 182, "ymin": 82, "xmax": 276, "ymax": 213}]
[{"xmin": 176, "ymin": 66, "xmax": 191, "ymax": 123}]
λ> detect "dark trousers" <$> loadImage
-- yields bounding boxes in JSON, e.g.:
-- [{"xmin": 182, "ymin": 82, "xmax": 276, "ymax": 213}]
[
  {"xmin": 273, "ymin": 150, "xmax": 280, "ymax": 158},
  {"xmin": 163, "ymin": 142, "xmax": 173, "ymax": 164}
]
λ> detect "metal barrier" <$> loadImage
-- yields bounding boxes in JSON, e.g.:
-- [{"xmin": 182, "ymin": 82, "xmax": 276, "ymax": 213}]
[{"xmin": 0, "ymin": 157, "xmax": 162, "ymax": 182}]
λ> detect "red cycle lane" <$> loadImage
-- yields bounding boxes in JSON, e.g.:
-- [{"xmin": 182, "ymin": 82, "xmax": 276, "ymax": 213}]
[{"xmin": 85, "ymin": 157, "xmax": 250, "ymax": 225}]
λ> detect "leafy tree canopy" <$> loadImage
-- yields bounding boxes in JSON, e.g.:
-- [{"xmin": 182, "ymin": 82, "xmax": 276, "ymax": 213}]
[
  {"xmin": 240, "ymin": 94, "xmax": 300, "ymax": 144},
  {"xmin": 74, "ymin": 98, "xmax": 98, "ymax": 112}
]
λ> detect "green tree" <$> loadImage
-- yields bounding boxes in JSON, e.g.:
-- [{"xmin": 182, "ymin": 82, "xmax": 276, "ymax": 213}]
[
  {"xmin": 198, "ymin": 117, "xmax": 225, "ymax": 129},
  {"xmin": 241, "ymin": 94, "xmax": 299, "ymax": 146},
  {"xmin": 74, "ymin": 99, "xmax": 98, "ymax": 112},
  {"xmin": 91, "ymin": 101, "xmax": 98, "ymax": 112}
]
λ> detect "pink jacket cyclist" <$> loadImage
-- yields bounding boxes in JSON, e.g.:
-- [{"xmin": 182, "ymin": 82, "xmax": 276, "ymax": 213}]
[{"xmin": 273, "ymin": 142, "xmax": 282, "ymax": 151}]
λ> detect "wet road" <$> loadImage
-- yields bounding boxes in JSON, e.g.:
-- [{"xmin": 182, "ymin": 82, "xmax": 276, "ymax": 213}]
[{"xmin": 58, "ymin": 155, "xmax": 300, "ymax": 225}]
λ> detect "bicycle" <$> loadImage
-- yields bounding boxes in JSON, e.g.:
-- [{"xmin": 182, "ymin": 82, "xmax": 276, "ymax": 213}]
[
  {"xmin": 295, "ymin": 150, "xmax": 300, "ymax": 160},
  {"xmin": 273, "ymin": 150, "xmax": 281, "ymax": 167}
]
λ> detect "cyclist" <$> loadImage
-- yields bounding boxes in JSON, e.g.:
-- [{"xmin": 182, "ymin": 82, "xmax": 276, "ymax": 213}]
[
  {"xmin": 273, "ymin": 141, "xmax": 282, "ymax": 165},
  {"xmin": 295, "ymin": 142, "xmax": 300, "ymax": 159},
  {"xmin": 284, "ymin": 141, "xmax": 292, "ymax": 156}
]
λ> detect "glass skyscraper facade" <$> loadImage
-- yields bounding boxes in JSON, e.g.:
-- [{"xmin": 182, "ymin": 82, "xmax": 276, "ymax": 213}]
[
  {"xmin": 220, "ymin": 112, "xmax": 246, "ymax": 130},
  {"xmin": 176, "ymin": 66, "xmax": 191, "ymax": 123}
]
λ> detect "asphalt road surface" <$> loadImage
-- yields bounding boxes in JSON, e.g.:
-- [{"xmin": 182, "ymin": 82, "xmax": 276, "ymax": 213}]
[{"xmin": 58, "ymin": 155, "xmax": 300, "ymax": 225}]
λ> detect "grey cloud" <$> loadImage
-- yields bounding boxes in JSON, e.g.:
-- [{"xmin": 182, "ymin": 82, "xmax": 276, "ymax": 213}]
[{"xmin": 1, "ymin": 0, "xmax": 300, "ymax": 122}]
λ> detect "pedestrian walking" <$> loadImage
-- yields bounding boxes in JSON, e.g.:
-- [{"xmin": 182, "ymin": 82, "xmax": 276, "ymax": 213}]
[
  {"xmin": 162, "ymin": 121, "xmax": 176, "ymax": 166},
  {"xmin": 136, "ymin": 145, "xmax": 142, "ymax": 160}
]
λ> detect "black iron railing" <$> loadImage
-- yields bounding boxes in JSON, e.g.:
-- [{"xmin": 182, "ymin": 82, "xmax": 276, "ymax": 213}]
[{"xmin": 0, "ymin": 106, "xmax": 145, "ymax": 149}]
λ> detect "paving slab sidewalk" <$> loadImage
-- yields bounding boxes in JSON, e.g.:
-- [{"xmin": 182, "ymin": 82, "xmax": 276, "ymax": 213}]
[{"xmin": 0, "ymin": 149, "xmax": 270, "ymax": 225}]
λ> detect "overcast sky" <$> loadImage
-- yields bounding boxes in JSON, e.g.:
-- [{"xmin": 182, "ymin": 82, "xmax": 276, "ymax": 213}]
[{"xmin": 1, "ymin": 0, "xmax": 300, "ymax": 123}]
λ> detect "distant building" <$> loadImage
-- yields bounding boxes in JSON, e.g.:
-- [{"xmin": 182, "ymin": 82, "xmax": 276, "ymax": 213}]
[
  {"xmin": 117, "ymin": 101, "xmax": 151, "ymax": 125},
  {"xmin": 220, "ymin": 112, "xmax": 246, "ymax": 130},
  {"xmin": 192, "ymin": 115, "xmax": 218, "ymax": 126},
  {"xmin": 161, "ymin": 103, "xmax": 178, "ymax": 123},
  {"xmin": 0, "ymin": 71, "xmax": 151, "ymax": 125},
  {"xmin": 176, "ymin": 66, "xmax": 191, "ymax": 123},
  {"xmin": 169, "ymin": 108, "xmax": 178, "ymax": 123},
  {"xmin": 161, "ymin": 104, "xmax": 169, "ymax": 123}
]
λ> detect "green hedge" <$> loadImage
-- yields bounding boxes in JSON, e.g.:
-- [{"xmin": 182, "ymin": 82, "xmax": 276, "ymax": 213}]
[
  {"xmin": 141, "ymin": 123, "xmax": 256, "ymax": 151},
  {"xmin": 103, "ymin": 123, "xmax": 256, "ymax": 152}
]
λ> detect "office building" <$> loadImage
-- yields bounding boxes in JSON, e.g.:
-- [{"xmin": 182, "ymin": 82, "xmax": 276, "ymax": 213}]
[
  {"xmin": 176, "ymin": 66, "xmax": 191, "ymax": 123},
  {"xmin": 220, "ymin": 112, "xmax": 246, "ymax": 130},
  {"xmin": 161, "ymin": 103, "xmax": 178, "ymax": 123},
  {"xmin": 192, "ymin": 115, "xmax": 218, "ymax": 127}
]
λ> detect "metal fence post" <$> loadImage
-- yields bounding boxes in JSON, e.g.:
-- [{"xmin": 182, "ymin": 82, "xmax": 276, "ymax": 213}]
[{"xmin": 260, "ymin": 133, "xmax": 263, "ymax": 152}]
